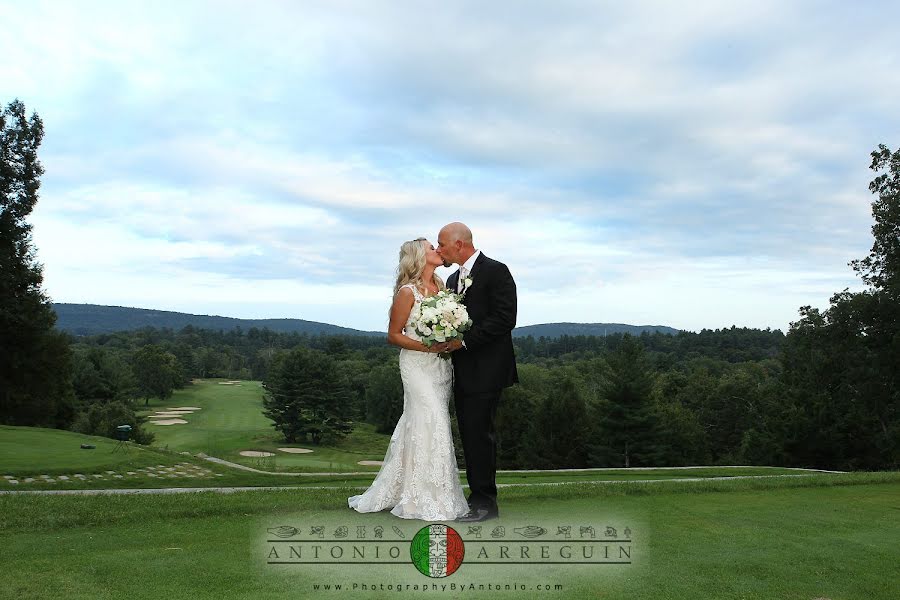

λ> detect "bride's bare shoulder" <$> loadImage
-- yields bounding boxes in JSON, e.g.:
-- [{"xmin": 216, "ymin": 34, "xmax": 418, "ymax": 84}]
[{"xmin": 394, "ymin": 285, "xmax": 414, "ymax": 301}]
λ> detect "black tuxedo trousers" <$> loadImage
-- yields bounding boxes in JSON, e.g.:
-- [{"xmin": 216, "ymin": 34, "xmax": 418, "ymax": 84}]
[{"xmin": 454, "ymin": 389, "xmax": 502, "ymax": 510}]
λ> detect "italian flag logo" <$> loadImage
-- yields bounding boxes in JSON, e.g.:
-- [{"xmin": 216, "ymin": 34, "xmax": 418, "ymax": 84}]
[{"xmin": 410, "ymin": 524, "xmax": 465, "ymax": 578}]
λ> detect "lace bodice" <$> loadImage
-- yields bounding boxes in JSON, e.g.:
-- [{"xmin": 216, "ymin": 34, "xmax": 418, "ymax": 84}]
[{"xmin": 400, "ymin": 282, "xmax": 427, "ymax": 341}]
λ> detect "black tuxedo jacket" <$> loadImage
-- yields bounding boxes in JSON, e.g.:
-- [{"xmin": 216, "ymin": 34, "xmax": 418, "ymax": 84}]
[{"xmin": 447, "ymin": 252, "xmax": 519, "ymax": 395}]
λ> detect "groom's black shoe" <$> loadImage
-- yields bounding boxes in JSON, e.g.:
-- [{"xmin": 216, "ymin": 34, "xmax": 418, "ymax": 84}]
[{"xmin": 456, "ymin": 506, "xmax": 499, "ymax": 523}]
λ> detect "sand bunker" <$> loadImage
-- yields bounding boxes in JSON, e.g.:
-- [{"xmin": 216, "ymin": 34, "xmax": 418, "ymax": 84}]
[
  {"xmin": 277, "ymin": 447, "xmax": 313, "ymax": 454},
  {"xmin": 151, "ymin": 419, "xmax": 188, "ymax": 425},
  {"xmin": 152, "ymin": 412, "xmax": 193, "ymax": 417},
  {"xmin": 239, "ymin": 450, "xmax": 274, "ymax": 457},
  {"xmin": 218, "ymin": 381, "xmax": 242, "ymax": 385},
  {"xmin": 357, "ymin": 460, "xmax": 384, "ymax": 466}
]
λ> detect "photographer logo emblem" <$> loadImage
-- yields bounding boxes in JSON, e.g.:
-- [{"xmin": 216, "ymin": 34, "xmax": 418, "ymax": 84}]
[{"xmin": 410, "ymin": 524, "xmax": 464, "ymax": 577}]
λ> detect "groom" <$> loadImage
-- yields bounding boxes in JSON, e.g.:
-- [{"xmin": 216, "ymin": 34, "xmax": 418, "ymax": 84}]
[{"xmin": 437, "ymin": 222, "xmax": 518, "ymax": 522}]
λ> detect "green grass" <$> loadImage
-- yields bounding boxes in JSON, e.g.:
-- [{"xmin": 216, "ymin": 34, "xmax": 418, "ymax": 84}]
[
  {"xmin": 0, "ymin": 424, "xmax": 196, "ymax": 476},
  {"xmin": 138, "ymin": 379, "xmax": 270, "ymax": 453},
  {"xmin": 138, "ymin": 379, "xmax": 388, "ymax": 472},
  {"xmin": 0, "ymin": 423, "xmax": 838, "ymax": 493},
  {"xmin": 7, "ymin": 378, "xmax": 894, "ymax": 598},
  {"xmin": 0, "ymin": 425, "xmax": 361, "ymax": 489},
  {"xmin": 494, "ymin": 466, "xmax": 821, "ymax": 483},
  {"xmin": 0, "ymin": 424, "xmax": 379, "ymax": 490},
  {"xmin": 1, "ymin": 471, "xmax": 897, "ymax": 599},
  {"xmin": 1, "ymin": 423, "xmax": 847, "ymax": 492}
]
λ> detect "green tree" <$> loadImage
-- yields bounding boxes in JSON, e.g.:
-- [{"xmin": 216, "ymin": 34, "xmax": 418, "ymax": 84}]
[
  {"xmin": 364, "ymin": 362, "xmax": 403, "ymax": 434},
  {"xmin": 851, "ymin": 144, "xmax": 900, "ymax": 298},
  {"xmin": 167, "ymin": 341, "xmax": 195, "ymax": 385},
  {"xmin": 849, "ymin": 144, "xmax": 900, "ymax": 463},
  {"xmin": 341, "ymin": 357, "xmax": 371, "ymax": 421},
  {"xmin": 262, "ymin": 347, "xmax": 353, "ymax": 444},
  {"xmin": 496, "ymin": 364, "xmax": 545, "ymax": 468},
  {"xmin": 72, "ymin": 400, "xmax": 155, "ymax": 445},
  {"xmin": 72, "ymin": 346, "xmax": 136, "ymax": 404},
  {"xmin": 651, "ymin": 370, "xmax": 710, "ymax": 466},
  {"xmin": 132, "ymin": 344, "xmax": 179, "ymax": 405},
  {"xmin": 598, "ymin": 334, "xmax": 664, "ymax": 467},
  {"xmin": 0, "ymin": 99, "xmax": 75, "ymax": 427},
  {"xmin": 194, "ymin": 346, "xmax": 220, "ymax": 378},
  {"xmin": 524, "ymin": 370, "xmax": 591, "ymax": 468},
  {"xmin": 780, "ymin": 144, "xmax": 900, "ymax": 470}
]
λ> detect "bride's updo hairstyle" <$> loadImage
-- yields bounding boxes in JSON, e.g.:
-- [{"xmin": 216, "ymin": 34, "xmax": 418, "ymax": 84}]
[{"xmin": 394, "ymin": 237, "xmax": 445, "ymax": 295}]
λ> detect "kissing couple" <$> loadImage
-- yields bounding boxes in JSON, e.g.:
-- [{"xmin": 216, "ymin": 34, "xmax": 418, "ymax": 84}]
[{"xmin": 348, "ymin": 222, "xmax": 518, "ymax": 522}]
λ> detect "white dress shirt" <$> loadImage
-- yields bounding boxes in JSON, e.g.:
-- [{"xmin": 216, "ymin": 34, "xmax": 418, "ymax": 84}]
[
  {"xmin": 457, "ymin": 250, "xmax": 480, "ymax": 349},
  {"xmin": 457, "ymin": 249, "xmax": 481, "ymax": 292}
]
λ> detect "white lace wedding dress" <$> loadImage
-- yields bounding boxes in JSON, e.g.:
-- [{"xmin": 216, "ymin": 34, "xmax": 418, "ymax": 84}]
[{"xmin": 348, "ymin": 283, "xmax": 470, "ymax": 521}]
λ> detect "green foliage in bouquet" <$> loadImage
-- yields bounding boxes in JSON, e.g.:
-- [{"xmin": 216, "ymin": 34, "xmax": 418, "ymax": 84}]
[{"xmin": 412, "ymin": 290, "xmax": 473, "ymax": 347}]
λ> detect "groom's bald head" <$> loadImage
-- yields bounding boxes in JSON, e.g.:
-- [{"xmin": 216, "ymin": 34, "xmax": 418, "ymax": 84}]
[
  {"xmin": 437, "ymin": 222, "xmax": 476, "ymax": 266},
  {"xmin": 441, "ymin": 222, "xmax": 473, "ymax": 245}
]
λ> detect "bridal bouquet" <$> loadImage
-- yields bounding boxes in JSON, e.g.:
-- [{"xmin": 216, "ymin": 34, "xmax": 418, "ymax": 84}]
[{"xmin": 412, "ymin": 290, "xmax": 473, "ymax": 357}]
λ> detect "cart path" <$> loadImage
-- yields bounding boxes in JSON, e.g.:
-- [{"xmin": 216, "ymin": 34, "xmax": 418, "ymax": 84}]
[
  {"xmin": 0, "ymin": 472, "xmax": 842, "ymax": 495},
  {"xmin": 199, "ymin": 455, "xmax": 846, "ymax": 477}
]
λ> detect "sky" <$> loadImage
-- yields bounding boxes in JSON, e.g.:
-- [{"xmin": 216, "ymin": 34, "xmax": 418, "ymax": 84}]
[{"xmin": 3, "ymin": 0, "xmax": 899, "ymax": 333}]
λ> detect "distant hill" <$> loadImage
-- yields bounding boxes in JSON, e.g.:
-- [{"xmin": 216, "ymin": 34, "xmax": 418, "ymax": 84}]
[
  {"xmin": 512, "ymin": 322, "xmax": 681, "ymax": 338},
  {"xmin": 52, "ymin": 304, "xmax": 681, "ymax": 339},
  {"xmin": 51, "ymin": 304, "xmax": 383, "ymax": 337}
]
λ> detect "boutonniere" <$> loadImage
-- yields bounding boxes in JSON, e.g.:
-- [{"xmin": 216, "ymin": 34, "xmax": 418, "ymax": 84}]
[{"xmin": 460, "ymin": 275, "xmax": 474, "ymax": 296}]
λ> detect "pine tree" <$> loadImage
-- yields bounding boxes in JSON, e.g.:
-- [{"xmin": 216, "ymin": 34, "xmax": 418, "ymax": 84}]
[
  {"xmin": 525, "ymin": 371, "xmax": 591, "ymax": 468},
  {"xmin": 599, "ymin": 334, "xmax": 663, "ymax": 467},
  {"xmin": 262, "ymin": 347, "xmax": 353, "ymax": 444},
  {"xmin": 0, "ymin": 99, "xmax": 75, "ymax": 426}
]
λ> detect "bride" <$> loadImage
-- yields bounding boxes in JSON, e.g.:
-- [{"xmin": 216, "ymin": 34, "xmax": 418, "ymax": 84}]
[{"xmin": 348, "ymin": 238, "xmax": 470, "ymax": 521}]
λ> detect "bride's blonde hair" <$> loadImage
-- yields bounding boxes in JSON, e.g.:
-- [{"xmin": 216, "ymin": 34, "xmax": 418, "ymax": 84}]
[{"xmin": 394, "ymin": 237, "xmax": 445, "ymax": 295}]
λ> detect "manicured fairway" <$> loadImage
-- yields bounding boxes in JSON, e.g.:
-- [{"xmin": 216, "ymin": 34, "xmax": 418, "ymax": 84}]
[
  {"xmin": 1, "ymin": 472, "xmax": 896, "ymax": 599},
  {"xmin": 138, "ymin": 379, "xmax": 391, "ymax": 472}
]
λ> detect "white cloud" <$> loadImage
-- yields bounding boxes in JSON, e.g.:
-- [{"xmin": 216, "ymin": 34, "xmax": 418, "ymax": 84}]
[{"xmin": 8, "ymin": 0, "xmax": 899, "ymax": 331}]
